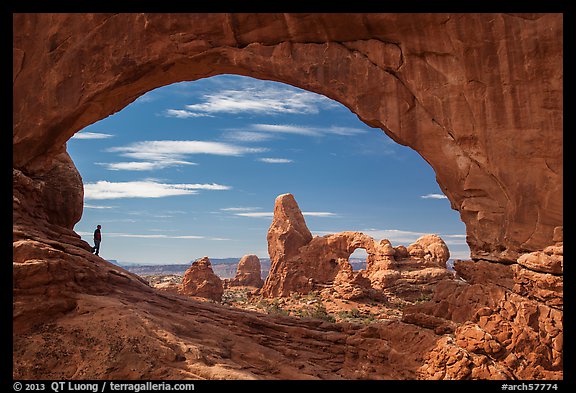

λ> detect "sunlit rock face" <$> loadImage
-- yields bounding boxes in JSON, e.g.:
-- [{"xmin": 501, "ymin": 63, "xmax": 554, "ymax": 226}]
[
  {"xmin": 12, "ymin": 13, "xmax": 563, "ymax": 380},
  {"xmin": 180, "ymin": 256, "xmax": 224, "ymax": 302},
  {"xmin": 261, "ymin": 193, "xmax": 453, "ymax": 298},
  {"xmin": 261, "ymin": 193, "xmax": 562, "ymax": 380},
  {"xmin": 224, "ymin": 254, "xmax": 264, "ymax": 289}
]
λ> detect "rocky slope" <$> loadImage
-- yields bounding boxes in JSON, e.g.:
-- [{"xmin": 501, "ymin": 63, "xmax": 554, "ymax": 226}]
[
  {"xmin": 15, "ymin": 192, "xmax": 563, "ymax": 380},
  {"xmin": 13, "ymin": 234, "xmax": 440, "ymax": 380}
]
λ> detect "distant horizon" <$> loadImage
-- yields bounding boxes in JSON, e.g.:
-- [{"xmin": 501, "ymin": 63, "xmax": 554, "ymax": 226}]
[
  {"xmin": 108, "ymin": 256, "xmax": 462, "ymax": 267},
  {"xmin": 69, "ymin": 75, "xmax": 471, "ymax": 265}
]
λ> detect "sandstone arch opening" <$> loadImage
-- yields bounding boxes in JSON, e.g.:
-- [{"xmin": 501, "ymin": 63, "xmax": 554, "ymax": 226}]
[
  {"xmin": 349, "ymin": 249, "xmax": 368, "ymax": 271},
  {"xmin": 66, "ymin": 74, "xmax": 469, "ymax": 272},
  {"xmin": 13, "ymin": 14, "xmax": 562, "ymax": 264}
]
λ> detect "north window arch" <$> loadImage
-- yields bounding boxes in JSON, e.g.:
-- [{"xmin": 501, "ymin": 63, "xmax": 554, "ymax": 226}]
[
  {"xmin": 67, "ymin": 74, "xmax": 470, "ymax": 265},
  {"xmin": 13, "ymin": 13, "xmax": 563, "ymax": 263}
]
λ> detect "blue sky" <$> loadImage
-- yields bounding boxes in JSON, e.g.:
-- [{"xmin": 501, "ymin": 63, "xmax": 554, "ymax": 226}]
[{"xmin": 68, "ymin": 75, "xmax": 470, "ymax": 265}]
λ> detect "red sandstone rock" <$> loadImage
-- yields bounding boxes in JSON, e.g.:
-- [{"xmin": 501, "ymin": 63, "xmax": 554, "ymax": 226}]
[
  {"xmin": 401, "ymin": 312, "xmax": 457, "ymax": 335},
  {"xmin": 405, "ymin": 255, "xmax": 563, "ymax": 380},
  {"xmin": 552, "ymin": 226, "xmax": 563, "ymax": 243},
  {"xmin": 11, "ymin": 13, "xmax": 564, "ymax": 380},
  {"xmin": 262, "ymin": 195, "xmax": 395, "ymax": 296},
  {"xmin": 453, "ymin": 259, "xmax": 516, "ymax": 289},
  {"xmin": 13, "ymin": 233, "xmax": 442, "ymax": 380},
  {"xmin": 394, "ymin": 245, "xmax": 409, "ymax": 259},
  {"xmin": 407, "ymin": 234, "xmax": 450, "ymax": 268},
  {"xmin": 180, "ymin": 257, "xmax": 224, "ymax": 302},
  {"xmin": 261, "ymin": 231, "xmax": 360, "ymax": 297},
  {"xmin": 262, "ymin": 193, "xmax": 454, "ymax": 304},
  {"xmin": 225, "ymin": 254, "xmax": 264, "ymax": 288},
  {"xmin": 12, "ymin": 13, "xmax": 562, "ymax": 262},
  {"xmin": 517, "ymin": 246, "xmax": 563, "ymax": 275},
  {"xmin": 266, "ymin": 193, "xmax": 312, "ymax": 272},
  {"xmin": 153, "ymin": 281, "xmax": 181, "ymax": 293},
  {"xmin": 332, "ymin": 262, "xmax": 374, "ymax": 300},
  {"xmin": 511, "ymin": 264, "xmax": 563, "ymax": 308}
]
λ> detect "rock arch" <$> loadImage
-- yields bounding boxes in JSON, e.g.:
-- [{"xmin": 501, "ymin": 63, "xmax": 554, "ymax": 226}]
[
  {"xmin": 13, "ymin": 13, "xmax": 562, "ymax": 263},
  {"xmin": 262, "ymin": 193, "xmax": 453, "ymax": 297},
  {"xmin": 12, "ymin": 13, "xmax": 564, "ymax": 380}
]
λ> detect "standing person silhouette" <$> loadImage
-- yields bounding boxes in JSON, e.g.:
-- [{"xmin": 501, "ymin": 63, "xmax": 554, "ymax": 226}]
[{"xmin": 92, "ymin": 225, "xmax": 102, "ymax": 256}]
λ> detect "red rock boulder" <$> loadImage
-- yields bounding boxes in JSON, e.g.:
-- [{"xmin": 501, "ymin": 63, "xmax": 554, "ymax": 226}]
[
  {"xmin": 225, "ymin": 254, "xmax": 264, "ymax": 288},
  {"xmin": 180, "ymin": 257, "xmax": 224, "ymax": 302},
  {"xmin": 407, "ymin": 234, "xmax": 450, "ymax": 268}
]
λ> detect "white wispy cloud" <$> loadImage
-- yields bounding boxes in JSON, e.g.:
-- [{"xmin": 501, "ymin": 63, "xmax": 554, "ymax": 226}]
[
  {"xmin": 163, "ymin": 109, "xmax": 213, "ymax": 118},
  {"xmin": 303, "ymin": 212, "xmax": 337, "ymax": 217},
  {"xmin": 420, "ymin": 193, "xmax": 448, "ymax": 199},
  {"xmin": 258, "ymin": 158, "xmax": 293, "ymax": 164},
  {"xmin": 252, "ymin": 123, "xmax": 366, "ymax": 137},
  {"xmin": 101, "ymin": 140, "xmax": 267, "ymax": 171},
  {"xmin": 72, "ymin": 132, "xmax": 114, "ymax": 139},
  {"xmin": 223, "ymin": 131, "xmax": 277, "ymax": 143},
  {"xmin": 220, "ymin": 207, "xmax": 260, "ymax": 212},
  {"xmin": 84, "ymin": 204, "xmax": 116, "ymax": 209},
  {"xmin": 170, "ymin": 84, "xmax": 337, "ymax": 117},
  {"xmin": 222, "ymin": 123, "xmax": 366, "ymax": 143},
  {"xmin": 77, "ymin": 231, "xmax": 229, "ymax": 240},
  {"xmin": 109, "ymin": 233, "xmax": 230, "ymax": 240},
  {"xmin": 234, "ymin": 212, "xmax": 274, "ymax": 218},
  {"xmin": 97, "ymin": 160, "xmax": 198, "ymax": 171},
  {"xmin": 84, "ymin": 180, "xmax": 231, "ymax": 200},
  {"xmin": 108, "ymin": 140, "xmax": 266, "ymax": 160},
  {"xmin": 235, "ymin": 211, "xmax": 336, "ymax": 218},
  {"xmin": 251, "ymin": 123, "xmax": 321, "ymax": 136},
  {"xmin": 322, "ymin": 126, "xmax": 368, "ymax": 136}
]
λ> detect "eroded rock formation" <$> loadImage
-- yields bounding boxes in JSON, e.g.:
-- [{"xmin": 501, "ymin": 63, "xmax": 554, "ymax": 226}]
[
  {"xmin": 261, "ymin": 193, "xmax": 563, "ymax": 379},
  {"xmin": 180, "ymin": 257, "xmax": 224, "ymax": 302},
  {"xmin": 405, "ymin": 252, "xmax": 563, "ymax": 380},
  {"xmin": 13, "ymin": 13, "xmax": 563, "ymax": 380},
  {"xmin": 13, "ymin": 232, "xmax": 443, "ymax": 380},
  {"xmin": 402, "ymin": 230, "xmax": 563, "ymax": 380},
  {"xmin": 224, "ymin": 254, "xmax": 265, "ymax": 288},
  {"xmin": 262, "ymin": 194, "xmax": 378, "ymax": 297},
  {"xmin": 406, "ymin": 234, "xmax": 450, "ymax": 268},
  {"xmin": 261, "ymin": 193, "xmax": 453, "ymax": 301}
]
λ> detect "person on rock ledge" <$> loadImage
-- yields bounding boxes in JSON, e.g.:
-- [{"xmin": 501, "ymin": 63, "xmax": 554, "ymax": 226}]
[{"xmin": 92, "ymin": 225, "xmax": 102, "ymax": 256}]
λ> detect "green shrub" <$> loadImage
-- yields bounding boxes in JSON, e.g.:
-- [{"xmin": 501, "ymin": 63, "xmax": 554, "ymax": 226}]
[{"xmin": 302, "ymin": 301, "xmax": 335, "ymax": 323}]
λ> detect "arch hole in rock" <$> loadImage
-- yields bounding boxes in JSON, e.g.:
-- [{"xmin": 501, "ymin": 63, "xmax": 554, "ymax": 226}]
[
  {"xmin": 67, "ymin": 74, "xmax": 469, "ymax": 272},
  {"xmin": 349, "ymin": 248, "xmax": 368, "ymax": 271}
]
